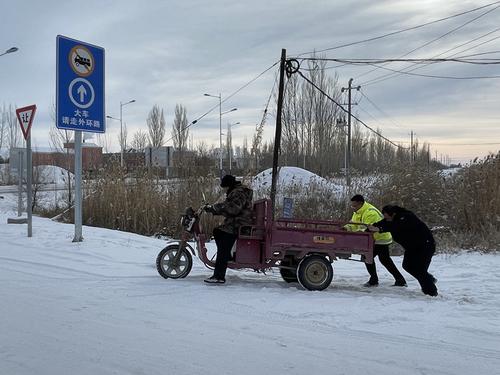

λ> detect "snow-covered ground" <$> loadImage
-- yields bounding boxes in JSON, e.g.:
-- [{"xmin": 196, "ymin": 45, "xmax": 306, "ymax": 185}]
[{"xmin": 1, "ymin": 192, "xmax": 499, "ymax": 374}]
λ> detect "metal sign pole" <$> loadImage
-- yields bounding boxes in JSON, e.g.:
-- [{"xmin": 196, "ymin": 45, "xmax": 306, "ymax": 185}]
[
  {"xmin": 73, "ymin": 130, "xmax": 83, "ymax": 242},
  {"xmin": 18, "ymin": 150, "xmax": 23, "ymax": 216},
  {"xmin": 26, "ymin": 132, "xmax": 32, "ymax": 237}
]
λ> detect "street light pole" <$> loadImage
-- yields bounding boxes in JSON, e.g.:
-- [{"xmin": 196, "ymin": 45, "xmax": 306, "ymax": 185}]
[
  {"xmin": 0, "ymin": 47, "xmax": 18, "ymax": 57},
  {"xmin": 119, "ymin": 99, "xmax": 136, "ymax": 168},
  {"xmin": 204, "ymin": 93, "xmax": 237, "ymax": 177}
]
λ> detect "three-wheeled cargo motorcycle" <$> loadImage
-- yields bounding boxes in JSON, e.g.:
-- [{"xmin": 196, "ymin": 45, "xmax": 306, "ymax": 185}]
[{"xmin": 156, "ymin": 198, "xmax": 373, "ymax": 291}]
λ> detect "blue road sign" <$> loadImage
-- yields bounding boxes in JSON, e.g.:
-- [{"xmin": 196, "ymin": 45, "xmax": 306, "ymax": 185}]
[{"xmin": 56, "ymin": 35, "xmax": 105, "ymax": 133}]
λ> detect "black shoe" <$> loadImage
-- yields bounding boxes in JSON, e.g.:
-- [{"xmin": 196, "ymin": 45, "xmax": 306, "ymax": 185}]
[
  {"xmin": 393, "ymin": 279, "xmax": 407, "ymax": 287},
  {"xmin": 363, "ymin": 280, "xmax": 379, "ymax": 287},
  {"xmin": 204, "ymin": 276, "xmax": 226, "ymax": 284},
  {"xmin": 431, "ymin": 276, "xmax": 438, "ymax": 284}
]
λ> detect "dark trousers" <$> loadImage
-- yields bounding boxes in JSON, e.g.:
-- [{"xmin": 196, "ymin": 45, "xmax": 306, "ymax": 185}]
[
  {"xmin": 213, "ymin": 228, "xmax": 237, "ymax": 280},
  {"xmin": 402, "ymin": 246, "xmax": 437, "ymax": 296},
  {"xmin": 365, "ymin": 244, "xmax": 406, "ymax": 283}
]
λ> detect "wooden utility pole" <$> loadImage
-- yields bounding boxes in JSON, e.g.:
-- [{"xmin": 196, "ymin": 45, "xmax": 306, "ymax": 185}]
[
  {"xmin": 270, "ymin": 49, "xmax": 286, "ymax": 220},
  {"xmin": 341, "ymin": 78, "xmax": 360, "ymax": 187}
]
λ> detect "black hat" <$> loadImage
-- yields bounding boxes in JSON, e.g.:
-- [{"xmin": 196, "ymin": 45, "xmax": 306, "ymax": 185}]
[
  {"xmin": 350, "ymin": 194, "xmax": 365, "ymax": 203},
  {"xmin": 220, "ymin": 174, "xmax": 236, "ymax": 187}
]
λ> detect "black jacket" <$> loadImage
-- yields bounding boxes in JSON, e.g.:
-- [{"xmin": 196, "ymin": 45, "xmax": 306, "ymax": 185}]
[
  {"xmin": 212, "ymin": 182, "xmax": 253, "ymax": 234},
  {"xmin": 374, "ymin": 207, "xmax": 435, "ymax": 253}
]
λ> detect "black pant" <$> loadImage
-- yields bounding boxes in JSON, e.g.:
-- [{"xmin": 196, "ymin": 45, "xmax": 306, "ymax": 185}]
[
  {"xmin": 213, "ymin": 228, "xmax": 237, "ymax": 280},
  {"xmin": 365, "ymin": 244, "xmax": 406, "ymax": 283},
  {"xmin": 402, "ymin": 246, "xmax": 437, "ymax": 296}
]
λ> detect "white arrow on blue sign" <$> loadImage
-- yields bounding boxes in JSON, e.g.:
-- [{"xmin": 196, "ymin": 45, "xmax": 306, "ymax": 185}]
[{"xmin": 56, "ymin": 35, "xmax": 105, "ymax": 133}]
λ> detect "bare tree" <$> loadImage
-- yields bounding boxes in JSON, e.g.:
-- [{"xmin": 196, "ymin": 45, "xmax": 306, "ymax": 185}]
[
  {"xmin": 171, "ymin": 104, "xmax": 189, "ymax": 152},
  {"xmin": 7, "ymin": 104, "xmax": 21, "ymax": 150},
  {"xmin": 147, "ymin": 105, "xmax": 166, "ymax": 147},
  {"xmin": 0, "ymin": 104, "xmax": 7, "ymax": 151},
  {"xmin": 95, "ymin": 132, "xmax": 111, "ymax": 153},
  {"xmin": 131, "ymin": 130, "xmax": 148, "ymax": 151}
]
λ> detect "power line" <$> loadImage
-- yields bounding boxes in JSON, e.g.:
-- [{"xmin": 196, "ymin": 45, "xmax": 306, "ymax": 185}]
[
  {"xmin": 360, "ymin": 27, "xmax": 500, "ymax": 86},
  {"xmin": 354, "ymin": 4, "xmax": 500, "ymax": 81},
  {"xmin": 362, "ymin": 63, "xmax": 500, "ymax": 80},
  {"xmin": 295, "ymin": 68, "xmax": 408, "ymax": 149},
  {"xmin": 294, "ymin": 1, "xmax": 500, "ymax": 57},
  {"xmin": 163, "ymin": 61, "xmax": 279, "ymax": 144},
  {"xmin": 455, "ymin": 50, "xmax": 500, "ymax": 58},
  {"xmin": 297, "ymin": 57, "xmax": 500, "ymax": 64},
  {"xmin": 358, "ymin": 90, "xmax": 409, "ymax": 133}
]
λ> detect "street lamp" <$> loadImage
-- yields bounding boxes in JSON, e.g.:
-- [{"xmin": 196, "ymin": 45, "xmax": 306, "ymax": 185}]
[
  {"xmin": 120, "ymin": 99, "xmax": 136, "ymax": 167},
  {"xmin": 204, "ymin": 93, "xmax": 237, "ymax": 177},
  {"xmin": 0, "ymin": 47, "xmax": 18, "ymax": 57}
]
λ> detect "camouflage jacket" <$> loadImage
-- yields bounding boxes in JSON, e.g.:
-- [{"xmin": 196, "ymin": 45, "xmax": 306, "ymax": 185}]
[{"xmin": 212, "ymin": 182, "xmax": 253, "ymax": 234}]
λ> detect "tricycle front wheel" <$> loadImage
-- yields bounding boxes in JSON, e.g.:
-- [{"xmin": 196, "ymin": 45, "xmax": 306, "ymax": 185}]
[
  {"xmin": 156, "ymin": 244, "xmax": 193, "ymax": 279},
  {"xmin": 297, "ymin": 255, "xmax": 333, "ymax": 291}
]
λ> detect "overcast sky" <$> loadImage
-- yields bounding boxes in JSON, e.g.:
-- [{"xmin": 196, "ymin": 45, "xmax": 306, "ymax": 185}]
[{"xmin": 1, "ymin": 0, "xmax": 499, "ymax": 164}]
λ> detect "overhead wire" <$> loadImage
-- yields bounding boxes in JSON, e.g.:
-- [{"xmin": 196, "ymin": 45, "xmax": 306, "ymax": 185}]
[
  {"xmin": 360, "ymin": 26, "xmax": 500, "ymax": 86},
  {"xmin": 362, "ymin": 62, "xmax": 500, "ymax": 80},
  {"xmin": 163, "ymin": 60, "xmax": 279, "ymax": 144},
  {"xmin": 354, "ymin": 4, "xmax": 500, "ymax": 81},
  {"xmin": 294, "ymin": 67, "xmax": 408, "ymax": 149},
  {"xmin": 358, "ymin": 90, "xmax": 409, "ymax": 133},
  {"xmin": 294, "ymin": 1, "xmax": 500, "ymax": 57},
  {"xmin": 296, "ymin": 57, "xmax": 500, "ymax": 64}
]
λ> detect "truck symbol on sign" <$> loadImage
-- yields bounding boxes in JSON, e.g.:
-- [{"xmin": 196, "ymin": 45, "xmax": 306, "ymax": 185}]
[{"xmin": 74, "ymin": 53, "xmax": 91, "ymax": 69}]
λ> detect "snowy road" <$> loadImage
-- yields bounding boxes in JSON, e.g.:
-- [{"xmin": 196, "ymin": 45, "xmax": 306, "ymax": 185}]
[{"xmin": 1, "ymin": 202, "xmax": 499, "ymax": 374}]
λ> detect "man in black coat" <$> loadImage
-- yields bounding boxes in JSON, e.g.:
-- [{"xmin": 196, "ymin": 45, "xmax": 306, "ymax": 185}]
[
  {"xmin": 368, "ymin": 205, "xmax": 438, "ymax": 296},
  {"xmin": 203, "ymin": 174, "xmax": 253, "ymax": 285}
]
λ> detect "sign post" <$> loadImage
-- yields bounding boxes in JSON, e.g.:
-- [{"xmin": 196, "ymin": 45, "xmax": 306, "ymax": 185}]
[
  {"xmin": 56, "ymin": 35, "xmax": 105, "ymax": 243},
  {"xmin": 15, "ymin": 104, "xmax": 37, "ymax": 237},
  {"xmin": 17, "ymin": 150, "xmax": 23, "ymax": 216}
]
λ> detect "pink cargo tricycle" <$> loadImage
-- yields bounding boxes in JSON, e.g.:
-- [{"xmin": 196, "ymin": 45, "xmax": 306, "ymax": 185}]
[{"xmin": 156, "ymin": 199, "xmax": 373, "ymax": 291}]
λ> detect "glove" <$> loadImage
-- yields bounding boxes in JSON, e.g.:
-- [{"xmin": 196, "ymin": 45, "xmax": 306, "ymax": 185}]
[{"xmin": 204, "ymin": 205, "xmax": 216, "ymax": 214}]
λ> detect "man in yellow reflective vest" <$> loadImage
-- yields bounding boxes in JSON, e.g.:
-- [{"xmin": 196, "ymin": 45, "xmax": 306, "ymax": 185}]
[{"xmin": 345, "ymin": 195, "xmax": 407, "ymax": 287}]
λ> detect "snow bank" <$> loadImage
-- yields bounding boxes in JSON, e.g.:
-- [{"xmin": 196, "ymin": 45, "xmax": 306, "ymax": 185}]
[
  {"xmin": 252, "ymin": 166, "xmax": 344, "ymax": 196},
  {"xmin": 36, "ymin": 165, "xmax": 73, "ymax": 185}
]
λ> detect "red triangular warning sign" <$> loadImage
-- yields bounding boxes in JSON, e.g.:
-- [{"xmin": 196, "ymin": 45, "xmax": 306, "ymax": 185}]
[{"xmin": 15, "ymin": 105, "xmax": 37, "ymax": 140}]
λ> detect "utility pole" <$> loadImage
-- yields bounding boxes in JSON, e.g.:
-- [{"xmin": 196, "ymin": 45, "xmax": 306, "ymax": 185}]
[
  {"xmin": 270, "ymin": 48, "xmax": 286, "ymax": 220},
  {"xmin": 341, "ymin": 78, "xmax": 360, "ymax": 187},
  {"xmin": 410, "ymin": 130, "xmax": 414, "ymax": 163}
]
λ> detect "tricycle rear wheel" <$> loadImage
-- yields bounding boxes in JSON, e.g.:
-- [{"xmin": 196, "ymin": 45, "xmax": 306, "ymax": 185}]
[
  {"xmin": 156, "ymin": 244, "xmax": 193, "ymax": 279},
  {"xmin": 297, "ymin": 255, "xmax": 333, "ymax": 291}
]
